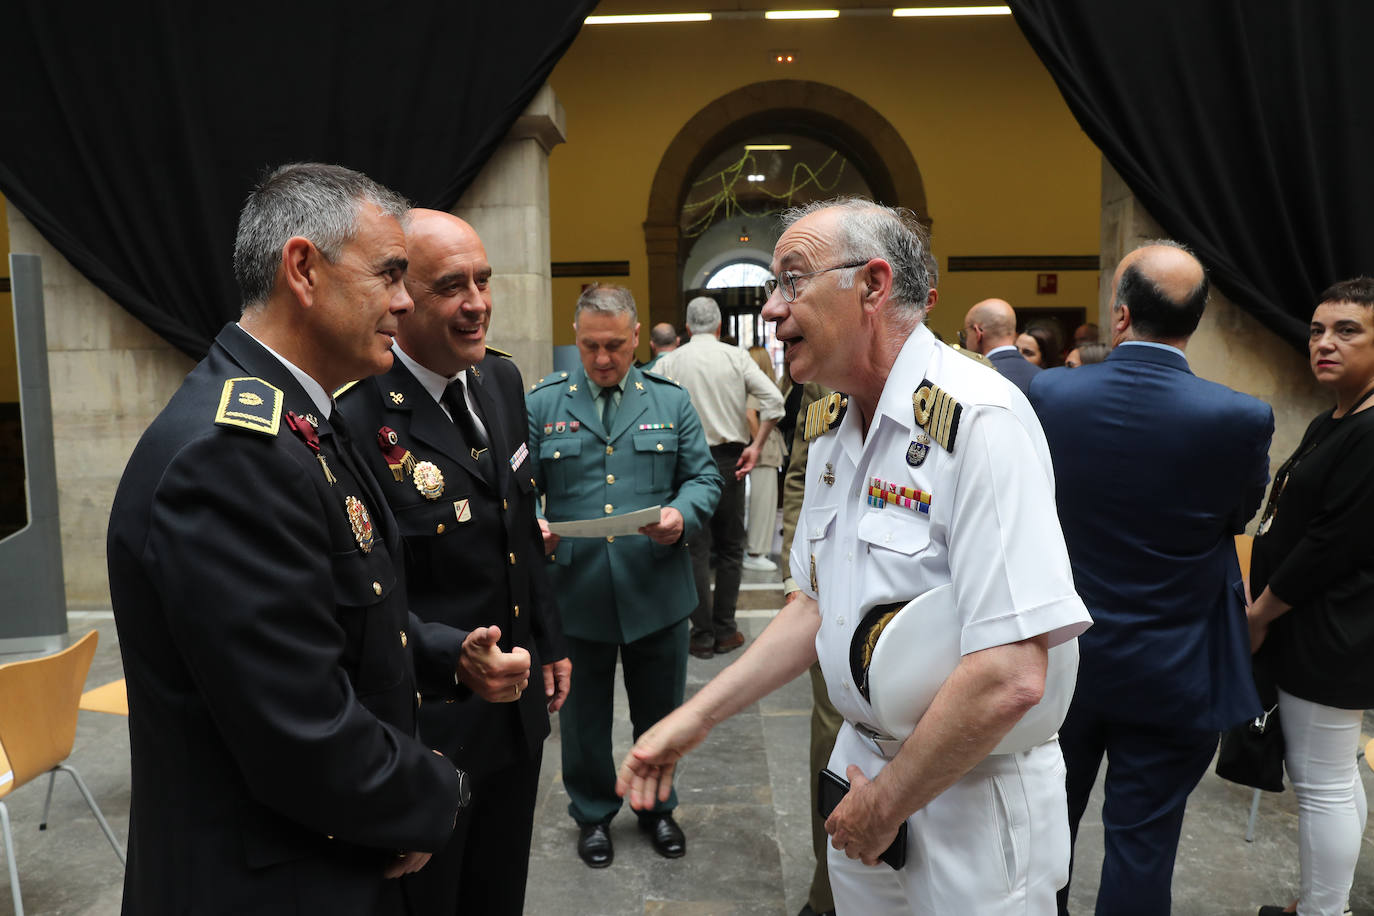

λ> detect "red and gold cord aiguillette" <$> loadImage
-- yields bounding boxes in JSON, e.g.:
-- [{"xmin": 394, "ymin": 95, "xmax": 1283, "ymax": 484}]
[
  {"xmin": 285, "ymin": 411, "xmax": 336, "ymax": 485},
  {"xmin": 376, "ymin": 426, "xmax": 417, "ymax": 482}
]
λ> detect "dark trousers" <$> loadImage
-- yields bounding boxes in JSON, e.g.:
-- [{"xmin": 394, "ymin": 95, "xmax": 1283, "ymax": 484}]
[
  {"xmin": 402, "ymin": 742, "xmax": 542, "ymax": 916},
  {"xmin": 688, "ymin": 442, "xmax": 746, "ymax": 646},
  {"xmin": 1057, "ymin": 701, "xmax": 1220, "ymax": 916},
  {"xmin": 560, "ymin": 620, "xmax": 688, "ymax": 825}
]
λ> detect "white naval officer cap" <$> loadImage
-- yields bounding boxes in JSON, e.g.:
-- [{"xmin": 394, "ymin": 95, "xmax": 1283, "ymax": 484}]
[{"xmin": 851, "ymin": 584, "xmax": 1078, "ymax": 756}]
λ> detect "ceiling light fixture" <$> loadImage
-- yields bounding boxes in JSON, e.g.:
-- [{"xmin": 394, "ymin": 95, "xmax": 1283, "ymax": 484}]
[
  {"xmin": 892, "ymin": 6, "xmax": 1011, "ymax": 16},
  {"xmin": 584, "ymin": 12, "xmax": 712, "ymax": 24},
  {"xmin": 744, "ymin": 144, "xmax": 792, "ymax": 151},
  {"xmin": 764, "ymin": 9, "xmax": 841, "ymax": 20}
]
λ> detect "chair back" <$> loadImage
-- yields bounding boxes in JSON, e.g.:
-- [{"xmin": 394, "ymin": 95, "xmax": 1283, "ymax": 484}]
[{"xmin": 0, "ymin": 630, "xmax": 98, "ymax": 797}]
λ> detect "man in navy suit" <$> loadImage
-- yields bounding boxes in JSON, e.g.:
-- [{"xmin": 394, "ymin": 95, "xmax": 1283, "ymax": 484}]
[
  {"xmin": 1029, "ymin": 242, "xmax": 1273, "ymax": 915},
  {"xmin": 960, "ymin": 298, "xmax": 1040, "ymax": 393}
]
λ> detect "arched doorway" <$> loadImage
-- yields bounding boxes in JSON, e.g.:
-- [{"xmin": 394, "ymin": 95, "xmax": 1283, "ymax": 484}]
[{"xmin": 643, "ymin": 79, "xmax": 929, "ymax": 330}]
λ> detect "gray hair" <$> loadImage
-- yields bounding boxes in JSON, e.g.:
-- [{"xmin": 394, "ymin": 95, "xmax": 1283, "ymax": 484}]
[
  {"xmin": 685, "ymin": 296, "xmax": 722, "ymax": 334},
  {"xmin": 233, "ymin": 162, "xmax": 411, "ymax": 309},
  {"xmin": 922, "ymin": 247, "xmax": 939, "ymax": 290},
  {"xmin": 574, "ymin": 283, "xmax": 639, "ymax": 326},
  {"xmin": 780, "ymin": 197, "xmax": 931, "ymax": 320}
]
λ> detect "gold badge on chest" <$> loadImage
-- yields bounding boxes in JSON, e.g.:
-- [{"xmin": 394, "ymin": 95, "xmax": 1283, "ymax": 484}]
[
  {"xmin": 412, "ymin": 461, "xmax": 445, "ymax": 500},
  {"xmin": 345, "ymin": 496, "xmax": 376, "ymax": 553}
]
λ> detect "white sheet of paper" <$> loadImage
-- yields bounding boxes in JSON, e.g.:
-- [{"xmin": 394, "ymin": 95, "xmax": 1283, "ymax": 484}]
[{"xmin": 546, "ymin": 505, "xmax": 662, "ymax": 538}]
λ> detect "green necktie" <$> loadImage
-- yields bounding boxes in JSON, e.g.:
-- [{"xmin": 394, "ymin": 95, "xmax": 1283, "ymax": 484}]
[{"xmin": 600, "ymin": 387, "xmax": 618, "ymax": 433}]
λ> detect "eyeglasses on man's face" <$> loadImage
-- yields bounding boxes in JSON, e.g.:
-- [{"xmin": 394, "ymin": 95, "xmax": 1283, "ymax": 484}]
[{"xmin": 763, "ymin": 260, "xmax": 871, "ymax": 303}]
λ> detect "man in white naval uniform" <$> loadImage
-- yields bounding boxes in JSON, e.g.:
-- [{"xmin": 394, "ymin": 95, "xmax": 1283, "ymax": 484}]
[{"xmin": 616, "ymin": 197, "xmax": 1091, "ymax": 914}]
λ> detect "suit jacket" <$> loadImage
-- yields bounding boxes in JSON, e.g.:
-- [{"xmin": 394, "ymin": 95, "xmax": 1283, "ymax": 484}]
[
  {"xmin": 988, "ymin": 347, "xmax": 1041, "ymax": 394},
  {"xmin": 527, "ymin": 365, "xmax": 722, "ymax": 644},
  {"xmin": 337, "ymin": 351, "xmax": 564, "ymax": 776},
  {"xmin": 106, "ymin": 323, "xmax": 464, "ymax": 915},
  {"xmin": 1029, "ymin": 344, "xmax": 1273, "ymax": 730}
]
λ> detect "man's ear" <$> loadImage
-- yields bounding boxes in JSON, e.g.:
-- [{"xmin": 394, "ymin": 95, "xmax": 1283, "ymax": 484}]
[
  {"xmin": 281, "ymin": 236, "xmax": 319, "ymax": 308},
  {"xmin": 860, "ymin": 258, "xmax": 894, "ymax": 314}
]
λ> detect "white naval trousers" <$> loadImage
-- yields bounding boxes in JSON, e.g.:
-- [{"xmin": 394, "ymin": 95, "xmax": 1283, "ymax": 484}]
[{"xmin": 826, "ymin": 723, "xmax": 1069, "ymax": 915}]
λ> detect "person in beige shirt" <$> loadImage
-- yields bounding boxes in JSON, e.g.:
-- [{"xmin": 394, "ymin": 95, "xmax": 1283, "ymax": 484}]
[{"xmin": 655, "ymin": 296, "xmax": 785, "ymax": 658}]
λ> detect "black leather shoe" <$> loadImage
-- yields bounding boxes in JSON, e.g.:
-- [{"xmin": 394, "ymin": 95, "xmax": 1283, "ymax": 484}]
[
  {"xmin": 577, "ymin": 823, "xmax": 613, "ymax": 868},
  {"xmin": 689, "ymin": 641, "xmax": 714, "ymax": 659},
  {"xmin": 638, "ymin": 812, "xmax": 686, "ymax": 858},
  {"xmin": 714, "ymin": 631, "xmax": 746, "ymax": 654}
]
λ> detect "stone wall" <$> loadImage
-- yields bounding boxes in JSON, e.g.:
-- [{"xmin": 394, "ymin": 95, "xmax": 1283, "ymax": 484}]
[
  {"xmin": 451, "ymin": 83, "xmax": 564, "ymax": 383},
  {"xmin": 1099, "ymin": 158, "xmax": 1327, "ymax": 527},
  {"xmin": 10, "ymin": 86, "xmax": 564, "ymax": 608}
]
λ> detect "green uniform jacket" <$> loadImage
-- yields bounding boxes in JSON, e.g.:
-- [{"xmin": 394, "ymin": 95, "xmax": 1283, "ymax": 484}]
[{"xmin": 528, "ymin": 365, "xmax": 722, "ymax": 644}]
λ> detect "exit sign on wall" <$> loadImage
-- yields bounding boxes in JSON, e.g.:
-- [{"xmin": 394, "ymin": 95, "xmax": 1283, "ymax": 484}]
[{"xmin": 1036, "ymin": 273, "xmax": 1058, "ymax": 294}]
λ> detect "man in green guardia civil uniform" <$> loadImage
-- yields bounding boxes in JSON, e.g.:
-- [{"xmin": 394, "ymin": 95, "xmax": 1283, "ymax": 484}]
[{"xmin": 528, "ymin": 283, "xmax": 721, "ymax": 869}]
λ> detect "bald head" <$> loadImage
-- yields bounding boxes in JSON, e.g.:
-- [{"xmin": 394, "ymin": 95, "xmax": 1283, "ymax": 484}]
[
  {"xmin": 396, "ymin": 208, "xmax": 492, "ymax": 376},
  {"xmin": 963, "ymin": 298, "xmax": 1018, "ymax": 353},
  {"xmin": 1111, "ymin": 242, "xmax": 1208, "ymax": 344},
  {"xmin": 649, "ymin": 322, "xmax": 679, "ymax": 353}
]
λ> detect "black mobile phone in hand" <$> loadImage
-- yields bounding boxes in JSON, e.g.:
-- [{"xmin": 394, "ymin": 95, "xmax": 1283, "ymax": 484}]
[{"xmin": 817, "ymin": 767, "xmax": 908, "ymax": 870}]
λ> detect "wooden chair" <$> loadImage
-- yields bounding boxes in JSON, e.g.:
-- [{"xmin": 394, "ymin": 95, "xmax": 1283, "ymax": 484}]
[{"xmin": 0, "ymin": 631, "xmax": 125, "ymax": 916}]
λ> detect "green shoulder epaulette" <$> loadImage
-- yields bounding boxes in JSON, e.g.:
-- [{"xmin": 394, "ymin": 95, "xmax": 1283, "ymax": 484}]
[
  {"xmin": 486, "ymin": 345, "xmax": 513, "ymax": 359},
  {"xmin": 215, "ymin": 377, "xmax": 283, "ymax": 436},
  {"xmin": 530, "ymin": 370, "xmax": 571, "ymax": 393},
  {"xmin": 803, "ymin": 391, "xmax": 848, "ymax": 441},
  {"xmin": 332, "ymin": 380, "xmax": 360, "ymax": 399},
  {"xmin": 912, "ymin": 377, "xmax": 963, "ymax": 453},
  {"xmin": 641, "ymin": 370, "xmax": 681, "ymax": 387}
]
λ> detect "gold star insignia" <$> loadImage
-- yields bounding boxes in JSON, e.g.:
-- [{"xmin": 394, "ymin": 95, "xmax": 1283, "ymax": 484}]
[
  {"xmin": 634, "ymin": 382, "xmax": 645, "ymax": 391},
  {"xmin": 569, "ymin": 384, "xmax": 578, "ymax": 393},
  {"xmin": 389, "ymin": 392, "xmax": 404, "ymax": 405}
]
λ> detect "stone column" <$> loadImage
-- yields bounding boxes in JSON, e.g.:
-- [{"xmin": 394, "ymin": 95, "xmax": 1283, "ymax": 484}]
[
  {"xmin": 7, "ymin": 209, "xmax": 193, "ymax": 609},
  {"xmin": 1100, "ymin": 157, "xmax": 1327, "ymax": 521},
  {"xmin": 451, "ymin": 84, "xmax": 565, "ymax": 382}
]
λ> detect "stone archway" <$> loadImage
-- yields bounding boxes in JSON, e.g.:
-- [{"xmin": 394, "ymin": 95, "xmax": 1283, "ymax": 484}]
[{"xmin": 644, "ymin": 80, "xmax": 929, "ymax": 329}]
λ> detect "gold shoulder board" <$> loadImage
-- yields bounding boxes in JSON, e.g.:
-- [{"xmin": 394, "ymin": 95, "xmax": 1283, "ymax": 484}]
[
  {"xmin": 215, "ymin": 377, "xmax": 283, "ymax": 436},
  {"xmin": 486, "ymin": 345, "xmax": 513, "ymax": 359},
  {"xmin": 803, "ymin": 392, "xmax": 848, "ymax": 441},
  {"xmin": 332, "ymin": 380, "xmax": 360, "ymax": 399},
  {"xmin": 912, "ymin": 377, "xmax": 962, "ymax": 452}
]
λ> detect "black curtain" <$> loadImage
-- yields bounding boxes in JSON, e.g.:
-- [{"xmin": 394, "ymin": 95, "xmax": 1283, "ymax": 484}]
[
  {"xmin": 1011, "ymin": 1, "xmax": 1374, "ymax": 351},
  {"xmin": 0, "ymin": 2, "xmax": 596, "ymax": 359}
]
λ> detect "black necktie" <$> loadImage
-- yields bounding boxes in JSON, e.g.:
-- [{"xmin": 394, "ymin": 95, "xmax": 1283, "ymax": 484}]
[
  {"xmin": 600, "ymin": 387, "xmax": 619, "ymax": 434},
  {"xmin": 444, "ymin": 376, "xmax": 496, "ymax": 482}
]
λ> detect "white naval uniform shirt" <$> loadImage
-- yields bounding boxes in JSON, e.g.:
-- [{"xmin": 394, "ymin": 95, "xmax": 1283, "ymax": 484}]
[{"xmin": 789, "ymin": 324, "xmax": 1090, "ymax": 731}]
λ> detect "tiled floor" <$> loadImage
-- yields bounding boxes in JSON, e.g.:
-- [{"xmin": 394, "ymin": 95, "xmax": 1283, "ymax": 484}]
[{"xmin": 8, "ymin": 585, "xmax": 1374, "ymax": 915}]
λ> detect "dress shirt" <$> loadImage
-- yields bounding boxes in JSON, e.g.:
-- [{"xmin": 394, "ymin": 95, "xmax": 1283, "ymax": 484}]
[
  {"xmin": 790, "ymin": 323, "xmax": 1090, "ymax": 729},
  {"xmin": 392, "ymin": 342, "xmax": 489, "ymax": 441},
  {"xmin": 655, "ymin": 335, "xmax": 784, "ymax": 446}
]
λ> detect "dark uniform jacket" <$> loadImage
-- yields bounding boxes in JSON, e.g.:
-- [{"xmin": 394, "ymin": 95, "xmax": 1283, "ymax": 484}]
[
  {"xmin": 526, "ymin": 365, "xmax": 721, "ymax": 644},
  {"xmin": 337, "ymin": 350, "xmax": 564, "ymax": 776},
  {"xmin": 106, "ymin": 323, "xmax": 465, "ymax": 915},
  {"xmin": 1030, "ymin": 343, "xmax": 1273, "ymax": 730}
]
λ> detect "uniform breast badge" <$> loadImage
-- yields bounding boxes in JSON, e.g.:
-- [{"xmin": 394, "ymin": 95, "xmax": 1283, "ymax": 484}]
[
  {"xmin": 906, "ymin": 433, "xmax": 931, "ymax": 467},
  {"xmin": 912, "ymin": 379, "xmax": 963, "ymax": 453},
  {"xmin": 569, "ymin": 421, "xmax": 580, "ymax": 431},
  {"xmin": 453, "ymin": 498, "xmax": 473, "ymax": 523},
  {"xmin": 510, "ymin": 441, "xmax": 529, "ymax": 472},
  {"xmin": 412, "ymin": 461, "xmax": 445, "ymax": 500},
  {"xmin": 285, "ymin": 411, "xmax": 336, "ymax": 485},
  {"xmin": 389, "ymin": 391, "xmax": 405, "ymax": 405},
  {"xmin": 866, "ymin": 476, "xmax": 932, "ymax": 515},
  {"xmin": 345, "ymin": 496, "xmax": 376, "ymax": 553},
  {"xmin": 822, "ymin": 462, "xmax": 836, "ymax": 486},
  {"xmin": 555, "ymin": 421, "xmax": 567, "ymax": 434},
  {"xmin": 803, "ymin": 392, "xmax": 849, "ymax": 441},
  {"xmin": 376, "ymin": 426, "xmax": 417, "ymax": 482}
]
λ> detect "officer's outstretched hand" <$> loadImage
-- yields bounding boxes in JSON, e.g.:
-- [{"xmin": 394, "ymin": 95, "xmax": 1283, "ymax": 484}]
[
  {"xmin": 457, "ymin": 626, "xmax": 531, "ymax": 703},
  {"xmin": 639, "ymin": 506, "xmax": 684, "ymax": 545},
  {"xmin": 615, "ymin": 705, "xmax": 711, "ymax": 810},
  {"xmin": 825, "ymin": 765, "xmax": 903, "ymax": 868}
]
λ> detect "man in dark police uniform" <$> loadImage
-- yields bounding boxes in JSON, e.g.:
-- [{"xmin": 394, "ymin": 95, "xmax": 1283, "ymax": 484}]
[
  {"xmin": 338, "ymin": 209, "xmax": 568, "ymax": 915},
  {"xmin": 106, "ymin": 164, "xmax": 508, "ymax": 914}
]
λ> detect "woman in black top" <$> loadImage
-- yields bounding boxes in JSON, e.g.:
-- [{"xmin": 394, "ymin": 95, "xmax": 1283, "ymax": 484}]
[{"xmin": 1249, "ymin": 277, "xmax": 1374, "ymax": 916}]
